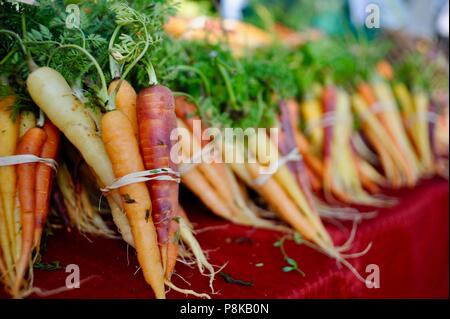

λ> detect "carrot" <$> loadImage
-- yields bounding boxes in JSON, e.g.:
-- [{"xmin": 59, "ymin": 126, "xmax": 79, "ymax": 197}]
[
  {"xmin": 364, "ymin": 80, "xmax": 420, "ymax": 185},
  {"xmin": 301, "ymin": 98, "xmax": 324, "ymax": 154},
  {"xmin": 175, "ymin": 98, "xmax": 240, "ymax": 206},
  {"xmin": 374, "ymin": 80, "xmax": 422, "ymax": 180},
  {"xmin": 358, "ymin": 82, "xmax": 417, "ymax": 186},
  {"xmin": 182, "ymin": 167, "xmax": 235, "ymax": 219},
  {"xmin": 279, "ymin": 100, "xmax": 316, "ymax": 210},
  {"xmin": 34, "ymin": 120, "xmax": 60, "ymax": 246},
  {"xmin": 286, "ymin": 99, "xmax": 324, "ymax": 179},
  {"xmin": 354, "ymin": 155, "xmax": 381, "ymax": 194},
  {"xmin": 321, "ymin": 85, "xmax": 337, "ymax": 199},
  {"xmin": 306, "ymin": 166, "xmax": 321, "ymax": 191},
  {"xmin": 412, "ymin": 90, "xmax": 434, "ymax": 175},
  {"xmin": 137, "ymin": 84, "xmax": 179, "ymax": 279},
  {"xmin": 27, "ymin": 67, "xmax": 128, "ymax": 239},
  {"xmin": 323, "ymin": 87, "xmax": 388, "ymax": 206},
  {"xmin": 175, "ymin": 96, "xmax": 205, "ymax": 146},
  {"xmin": 14, "ymin": 127, "xmax": 47, "ymax": 293},
  {"xmin": 27, "ymin": 67, "xmax": 119, "ymax": 200},
  {"xmin": 376, "ymin": 60, "xmax": 394, "ymax": 81},
  {"xmin": 245, "ymin": 161, "xmax": 322, "ymax": 244},
  {"xmin": 108, "ymin": 79, "xmax": 138, "ymax": 137},
  {"xmin": 18, "ymin": 112, "xmax": 36, "ymax": 138},
  {"xmin": 352, "ymin": 93, "xmax": 406, "ymax": 187},
  {"xmin": 0, "ymin": 95, "xmax": 19, "ymax": 273},
  {"xmin": 247, "ymin": 128, "xmax": 334, "ymax": 244},
  {"xmin": 102, "ymin": 109, "xmax": 165, "ymax": 299}
]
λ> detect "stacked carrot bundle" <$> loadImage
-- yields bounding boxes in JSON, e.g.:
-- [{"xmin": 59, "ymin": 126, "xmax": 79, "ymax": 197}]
[
  {"xmin": 0, "ymin": 0, "xmax": 215, "ymax": 299},
  {"xmin": 0, "ymin": 1, "xmax": 448, "ymax": 298}
]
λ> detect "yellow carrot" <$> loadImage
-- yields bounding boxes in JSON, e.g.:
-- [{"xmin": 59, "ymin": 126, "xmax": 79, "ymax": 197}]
[{"xmin": 0, "ymin": 95, "xmax": 19, "ymax": 262}]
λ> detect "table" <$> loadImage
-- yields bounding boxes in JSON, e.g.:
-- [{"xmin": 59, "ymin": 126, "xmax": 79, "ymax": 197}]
[{"xmin": 3, "ymin": 178, "xmax": 448, "ymax": 299}]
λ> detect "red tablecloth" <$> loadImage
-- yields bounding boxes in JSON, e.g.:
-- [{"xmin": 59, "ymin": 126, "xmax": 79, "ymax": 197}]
[{"xmin": 2, "ymin": 178, "xmax": 448, "ymax": 299}]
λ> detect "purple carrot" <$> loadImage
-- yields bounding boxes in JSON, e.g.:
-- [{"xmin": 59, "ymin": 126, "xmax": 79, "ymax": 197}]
[
  {"xmin": 321, "ymin": 86, "xmax": 336, "ymax": 161},
  {"xmin": 279, "ymin": 100, "xmax": 317, "ymax": 210},
  {"xmin": 428, "ymin": 99, "xmax": 438, "ymax": 161}
]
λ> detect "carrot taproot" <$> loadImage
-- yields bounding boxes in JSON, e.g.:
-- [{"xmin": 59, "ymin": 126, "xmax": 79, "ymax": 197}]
[
  {"xmin": 0, "ymin": 95, "xmax": 19, "ymax": 271},
  {"xmin": 286, "ymin": 99, "xmax": 324, "ymax": 179},
  {"xmin": 175, "ymin": 98, "xmax": 244, "ymax": 208},
  {"xmin": 176, "ymin": 118, "xmax": 282, "ymax": 230},
  {"xmin": 321, "ymin": 85, "xmax": 337, "ymax": 201},
  {"xmin": 18, "ymin": 112, "xmax": 36, "ymax": 138},
  {"xmin": 352, "ymin": 93, "xmax": 406, "ymax": 187},
  {"xmin": 34, "ymin": 120, "xmax": 60, "ymax": 246},
  {"xmin": 247, "ymin": 128, "xmax": 333, "ymax": 244},
  {"xmin": 354, "ymin": 155, "xmax": 381, "ymax": 194},
  {"xmin": 323, "ymin": 87, "xmax": 387, "ymax": 206},
  {"xmin": 368, "ymin": 80, "xmax": 420, "ymax": 185},
  {"xmin": 175, "ymin": 96, "xmax": 206, "ymax": 146},
  {"xmin": 301, "ymin": 98, "xmax": 324, "ymax": 154},
  {"xmin": 279, "ymin": 100, "xmax": 316, "ymax": 210},
  {"xmin": 137, "ymin": 84, "xmax": 179, "ymax": 279},
  {"xmin": 108, "ymin": 79, "xmax": 138, "ymax": 137},
  {"xmin": 358, "ymin": 82, "xmax": 417, "ymax": 186},
  {"xmin": 412, "ymin": 90, "xmax": 434, "ymax": 175},
  {"xmin": 0, "ymin": 191, "xmax": 14, "ymax": 288},
  {"xmin": 102, "ymin": 109, "xmax": 165, "ymax": 298},
  {"xmin": 14, "ymin": 127, "xmax": 47, "ymax": 293},
  {"xmin": 245, "ymin": 161, "xmax": 323, "ymax": 244}
]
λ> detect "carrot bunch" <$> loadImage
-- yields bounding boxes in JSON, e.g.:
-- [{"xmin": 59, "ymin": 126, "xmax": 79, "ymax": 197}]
[
  {"xmin": 0, "ymin": 97, "xmax": 60, "ymax": 296},
  {"xmin": 175, "ymin": 96, "xmax": 286, "ymax": 231},
  {"xmin": 1, "ymin": 0, "xmax": 448, "ymax": 300}
]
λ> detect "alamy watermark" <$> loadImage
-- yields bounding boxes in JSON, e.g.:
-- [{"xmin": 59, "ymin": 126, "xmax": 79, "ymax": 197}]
[
  {"xmin": 365, "ymin": 3, "xmax": 381, "ymax": 29},
  {"xmin": 65, "ymin": 4, "xmax": 81, "ymax": 29},
  {"xmin": 365, "ymin": 263, "xmax": 380, "ymax": 289},
  {"xmin": 65, "ymin": 264, "xmax": 80, "ymax": 289},
  {"xmin": 170, "ymin": 120, "xmax": 282, "ymax": 176}
]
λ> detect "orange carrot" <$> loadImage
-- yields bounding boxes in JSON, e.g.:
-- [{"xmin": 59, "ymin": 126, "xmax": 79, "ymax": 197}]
[
  {"xmin": 376, "ymin": 60, "xmax": 394, "ymax": 81},
  {"xmin": 355, "ymin": 156, "xmax": 380, "ymax": 194},
  {"xmin": 102, "ymin": 109, "xmax": 165, "ymax": 299},
  {"xmin": 175, "ymin": 96, "xmax": 206, "ymax": 146},
  {"xmin": 108, "ymin": 79, "xmax": 138, "ymax": 137},
  {"xmin": 286, "ymin": 99, "xmax": 324, "ymax": 179},
  {"xmin": 34, "ymin": 120, "xmax": 60, "ymax": 246},
  {"xmin": 358, "ymin": 82, "xmax": 416, "ymax": 185},
  {"xmin": 245, "ymin": 162, "xmax": 322, "ymax": 243},
  {"xmin": 137, "ymin": 85, "xmax": 179, "ymax": 279},
  {"xmin": 14, "ymin": 127, "xmax": 47, "ymax": 292}
]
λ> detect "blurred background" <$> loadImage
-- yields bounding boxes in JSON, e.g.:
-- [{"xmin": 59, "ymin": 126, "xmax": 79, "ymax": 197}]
[{"xmin": 177, "ymin": 0, "xmax": 449, "ymax": 56}]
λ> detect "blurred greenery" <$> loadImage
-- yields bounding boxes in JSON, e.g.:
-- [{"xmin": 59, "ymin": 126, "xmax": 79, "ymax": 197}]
[{"xmin": 243, "ymin": 0, "xmax": 380, "ymax": 39}]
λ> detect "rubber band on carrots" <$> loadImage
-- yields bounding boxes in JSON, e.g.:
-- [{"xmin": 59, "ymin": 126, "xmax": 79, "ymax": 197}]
[
  {"xmin": 0, "ymin": 155, "xmax": 58, "ymax": 171},
  {"xmin": 100, "ymin": 168, "xmax": 180, "ymax": 193}
]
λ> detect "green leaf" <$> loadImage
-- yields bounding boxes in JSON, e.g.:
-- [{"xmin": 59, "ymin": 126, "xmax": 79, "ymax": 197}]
[
  {"xmin": 282, "ymin": 266, "xmax": 294, "ymax": 272},
  {"xmin": 285, "ymin": 257, "xmax": 298, "ymax": 268},
  {"xmin": 273, "ymin": 240, "xmax": 282, "ymax": 247},
  {"xmin": 293, "ymin": 232, "xmax": 303, "ymax": 245}
]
